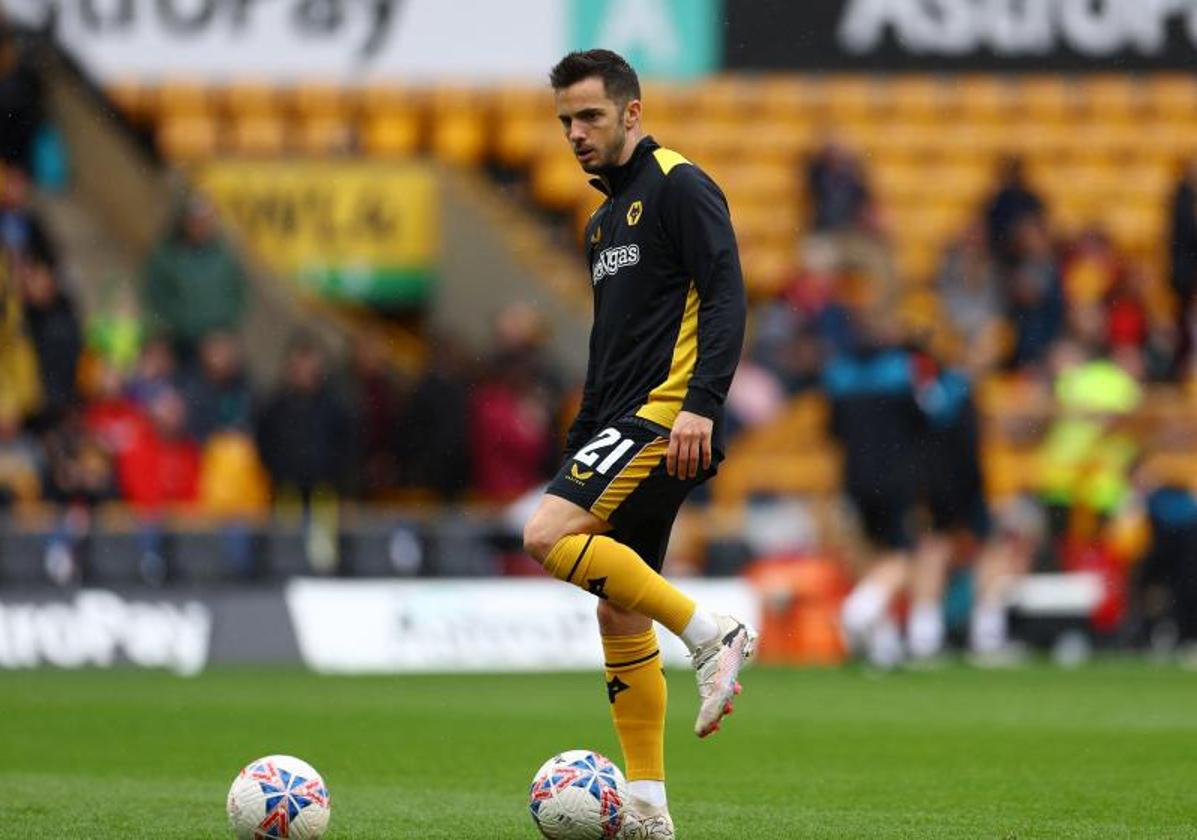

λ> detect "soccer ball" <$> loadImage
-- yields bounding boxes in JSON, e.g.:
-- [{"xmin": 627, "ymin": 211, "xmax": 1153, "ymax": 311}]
[
  {"xmin": 528, "ymin": 749, "xmax": 626, "ymax": 839},
  {"xmin": 227, "ymin": 755, "xmax": 331, "ymax": 840}
]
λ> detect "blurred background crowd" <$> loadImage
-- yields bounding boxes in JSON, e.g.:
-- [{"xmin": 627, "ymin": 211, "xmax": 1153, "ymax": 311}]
[{"xmin": 1, "ymin": 6, "xmax": 1196, "ymax": 664}]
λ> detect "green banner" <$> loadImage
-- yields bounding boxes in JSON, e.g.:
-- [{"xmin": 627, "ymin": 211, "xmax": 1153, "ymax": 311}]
[
  {"xmin": 299, "ymin": 266, "xmax": 435, "ymax": 308},
  {"xmin": 569, "ymin": 0, "xmax": 720, "ymax": 80}
]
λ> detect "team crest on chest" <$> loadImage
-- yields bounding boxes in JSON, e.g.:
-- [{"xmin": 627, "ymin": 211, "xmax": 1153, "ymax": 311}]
[{"xmin": 626, "ymin": 200, "xmax": 643, "ymax": 226}]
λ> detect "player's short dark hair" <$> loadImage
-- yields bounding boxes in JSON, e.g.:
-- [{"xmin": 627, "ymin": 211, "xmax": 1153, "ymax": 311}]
[{"xmin": 549, "ymin": 50, "xmax": 641, "ymax": 107}]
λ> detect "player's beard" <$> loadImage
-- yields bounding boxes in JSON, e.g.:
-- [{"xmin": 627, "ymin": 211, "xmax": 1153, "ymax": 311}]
[{"xmin": 582, "ymin": 124, "xmax": 627, "ymax": 174}]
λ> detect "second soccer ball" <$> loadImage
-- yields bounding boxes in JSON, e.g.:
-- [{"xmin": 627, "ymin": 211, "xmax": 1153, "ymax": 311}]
[{"xmin": 528, "ymin": 749, "xmax": 627, "ymax": 839}]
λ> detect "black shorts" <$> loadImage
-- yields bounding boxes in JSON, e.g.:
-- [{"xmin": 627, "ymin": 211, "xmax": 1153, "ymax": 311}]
[
  {"xmin": 546, "ymin": 417, "xmax": 717, "ymax": 571},
  {"xmin": 921, "ymin": 441, "xmax": 992, "ymax": 538},
  {"xmin": 848, "ymin": 485, "xmax": 915, "ymax": 552},
  {"xmin": 924, "ymin": 486, "xmax": 993, "ymax": 538}
]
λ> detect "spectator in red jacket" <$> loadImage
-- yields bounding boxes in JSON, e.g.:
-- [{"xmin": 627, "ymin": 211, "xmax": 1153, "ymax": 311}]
[
  {"xmin": 117, "ymin": 386, "xmax": 199, "ymax": 513},
  {"xmin": 469, "ymin": 347, "xmax": 556, "ymax": 504}
]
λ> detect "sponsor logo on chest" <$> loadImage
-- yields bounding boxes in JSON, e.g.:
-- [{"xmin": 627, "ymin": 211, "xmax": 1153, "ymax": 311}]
[{"xmin": 592, "ymin": 244, "xmax": 640, "ymax": 285}]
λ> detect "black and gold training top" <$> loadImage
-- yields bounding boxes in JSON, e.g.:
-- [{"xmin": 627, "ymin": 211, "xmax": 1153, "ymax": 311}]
[{"xmin": 565, "ymin": 136, "xmax": 747, "ymax": 459}]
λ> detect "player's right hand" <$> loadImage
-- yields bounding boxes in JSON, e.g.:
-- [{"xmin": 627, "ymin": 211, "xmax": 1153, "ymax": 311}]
[{"xmin": 667, "ymin": 411, "xmax": 713, "ymax": 480}]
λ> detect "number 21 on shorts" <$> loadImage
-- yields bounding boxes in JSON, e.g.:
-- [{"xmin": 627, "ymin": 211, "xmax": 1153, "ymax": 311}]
[{"xmin": 573, "ymin": 428, "xmax": 635, "ymax": 475}]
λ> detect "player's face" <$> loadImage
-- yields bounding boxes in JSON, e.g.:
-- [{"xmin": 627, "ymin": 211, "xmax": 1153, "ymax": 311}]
[{"xmin": 555, "ymin": 77, "xmax": 635, "ymax": 173}]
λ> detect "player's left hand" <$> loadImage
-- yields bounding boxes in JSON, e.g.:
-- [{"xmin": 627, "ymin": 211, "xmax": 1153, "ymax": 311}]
[{"xmin": 667, "ymin": 411, "xmax": 713, "ymax": 480}]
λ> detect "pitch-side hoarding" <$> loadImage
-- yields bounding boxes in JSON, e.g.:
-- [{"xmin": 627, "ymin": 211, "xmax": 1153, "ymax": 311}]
[
  {"xmin": 197, "ymin": 160, "xmax": 439, "ymax": 306},
  {"xmin": 285, "ymin": 578, "xmax": 761, "ymax": 674},
  {"xmin": 724, "ymin": 0, "xmax": 1197, "ymax": 72},
  {"xmin": 0, "ymin": 587, "xmax": 300, "ymax": 674},
  {"xmin": 2, "ymin": 0, "xmax": 719, "ymax": 82}
]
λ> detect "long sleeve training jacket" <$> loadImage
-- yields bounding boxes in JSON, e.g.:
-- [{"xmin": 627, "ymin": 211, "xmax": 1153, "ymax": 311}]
[{"xmin": 565, "ymin": 136, "xmax": 746, "ymax": 459}]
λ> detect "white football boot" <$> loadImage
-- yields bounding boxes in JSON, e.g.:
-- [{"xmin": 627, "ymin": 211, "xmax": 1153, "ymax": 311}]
[
  {"xmin": 692, "ymin": 614, "xmax": 758, "ymax": 738},
  {"xmin": 619, "ymin": 796, "xmax": 675, "ymax": 839}
]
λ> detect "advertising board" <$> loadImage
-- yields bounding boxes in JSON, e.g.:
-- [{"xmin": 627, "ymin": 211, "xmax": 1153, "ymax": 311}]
[
  {"xmin": 4, "ymin": 0, "xmax": 721, "ymax": 82},
  {"xmin": 197, "ymin": 160, "xmax": 438, "ymax": 306},
  {"xmin": 724, "ymin": 0, "xmax": 1197, "ymax": 72},
  {"xmin": 285, "ymin": 578, "xmax": 762, "ymax": 674}
]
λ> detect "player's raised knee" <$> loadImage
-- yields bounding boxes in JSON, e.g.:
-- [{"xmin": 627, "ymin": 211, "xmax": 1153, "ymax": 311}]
[{"xmin": 522, "ymin": 514, "xmax": 561, "ymax": 565}]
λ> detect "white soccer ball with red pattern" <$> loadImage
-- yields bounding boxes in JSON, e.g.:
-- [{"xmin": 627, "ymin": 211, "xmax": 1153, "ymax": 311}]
[
  {"xmin": 227, "ymin": 754, "xmax": 330, "ymax": 840},
  {"xmin": 528, "ymin": 749, "xmax": 626, "ymax": 839}
]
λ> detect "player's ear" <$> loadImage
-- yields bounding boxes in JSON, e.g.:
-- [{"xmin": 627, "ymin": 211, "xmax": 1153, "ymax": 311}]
[{"xmin": 624, "ymin": 98, "xmax": 641, "ymax": 129}]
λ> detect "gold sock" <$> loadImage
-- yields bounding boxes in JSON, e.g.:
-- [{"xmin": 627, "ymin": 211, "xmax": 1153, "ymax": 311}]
[
  {"xmin": 602, "ymin": 628, "xmax": 666, "ymax": 781},
  {"xmin": 544, "ymin": 534, "xmax": 696, "ymax": 635}
]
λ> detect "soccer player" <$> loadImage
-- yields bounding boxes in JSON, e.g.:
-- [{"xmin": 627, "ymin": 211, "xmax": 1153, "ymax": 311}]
[
  {"xmin": 522, "ymin": 50, "xmax": 756, "ymax": 837},
  {"xmin": 827, "ymin": 312, "xmax": 922, "ymax": 669},
  {"xmin": 908, "ymin": 357, "xmax": 992, "ymax": 663}
]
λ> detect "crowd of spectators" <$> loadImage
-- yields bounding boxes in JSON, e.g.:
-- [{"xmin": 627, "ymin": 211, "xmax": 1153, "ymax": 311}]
[
  {"xmin": 725, "ymin": 141, "xmax": 1197, "ymax": 651},
  {"xmin": 0, "ymin": 187, "xmax": 569, "ymax": 519},
  {"xmin": 732, "ymin": 143, "xmax": 1196, "ymax": 430}
]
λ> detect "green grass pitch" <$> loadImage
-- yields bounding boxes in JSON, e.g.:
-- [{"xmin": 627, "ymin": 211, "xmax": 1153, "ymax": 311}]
[{"xmin": 3, "ymin": 663, "xmax": 1195, "ymax": 838}]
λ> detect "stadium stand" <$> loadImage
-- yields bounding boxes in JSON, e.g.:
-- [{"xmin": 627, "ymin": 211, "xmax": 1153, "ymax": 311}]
[{"xmin": 2, "ymin": 15, "xmax": 1196, "ymax": 601}]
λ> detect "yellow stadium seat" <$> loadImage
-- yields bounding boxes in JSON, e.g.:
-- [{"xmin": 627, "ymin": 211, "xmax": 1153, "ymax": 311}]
[
  {"xmin": 822, "ymin": 76, "xmax": 884, "ymax": 122},
  {"xmin": 106, "ymin": 80, "xmax": 151, "ymax": 121},
  {"xmin": 711, "ymin": 449, "xmax": 842, "ymax": 504},
  {"xmin": 361, "ymin": 112, "xmax": 422, "ymax": 158},
  {"xmin": 739, "ymin": 117, "xmax": 816, "ymax": 163},
  {"xmin": 683, "ymin": 120, "xmax": 744, "ymax": 167},
  {"xmin": 899, "ymin": 288, "xmax": 941, "ymax": 332},
  {"xmin": 891, "ymin": 204, "xmax": 962, "ymax": 250},
  {"xmin": 739, "ymin": 244, "xmax": 792, "ymax": 299},
  {"xmin": 745, "ymin": 393, "xmax": 830, "ymax": 450},
  {"xmin": 698, "ymin": 75, "xmax": 768, "ymax": 120},
  {"xmin": 719, "ymin": 161, "xmax": 796, "ymax": 205},
  {"xmin": 886, "ymin": 76, "xmax": 949, "ymax": 122},
  {"xmin": 1143, "ymin": 122, "xmax": 1197, "ymax": 159},
  {"xmin": 496, "ymin": 114, "xmax": 553, "ymax": 168},
  {"xmin": 1119, "ymin": 162, "xmax": 1173, "ymax": 199},
  {"xmin": 221, "ymin": 81, "xmax": 284, "ymax": 117},
  {"xmin": 983, "ymin": 445, "xmax": 1042, "ymax": 499},
  {"xmin": 227, "ymin": 115, "xmax": 288, "ymax": 156},
  {"xmin": 156, "ymin": 115, "xmax": 220, "ymax": 163},
  {"xmin": 757, "ymin": 75, "xmax": 822, "ymax": 119},
  {"xmin": 495, "ymin": 85, "xmax": 552, "ymax": 120},
  {"xmin": 1080, "ymin": 75, "xmax": 1145, "ymax": 120},
  {"xmin": 428, "ymin": 86, "xmax": 483, "ymax": 118},
  {"xmin": 873, "ymin": 162, "xmax": 924, "ymax": 204},
  {"xmin": 895, "ymin": 239, "xmax": 941, "ymax": 285},
  {"xmin": 1012, "ymin": 77, "xmax": 1080, "ymax": 122},
  {"xmin": 931, "ymin": 124, "xmax": 1008, "ymax": 164},
  {"xmin": 932, "ymin": 161, "xmax": 991, "ymax": 202},
  {"xmin": 431, "ymin": 112, "xmax": 487, "ymax": 166},
  {"xmin": 359, "ymin": 84, "xmax": 425, "ymax": 117},
  {"xmin": 531, "ymin": 151, "xmax": 588, "ymax": 211},
  {"xmin": 641, "ymin": 82, "xmax": 700, "ymax": 122},
  {"xmin": 292, "ymin": 84, "xmax": 352, "ymax": 119},
  {"xmin": 295, "ymin": 116, "xmax": 352, "ymax": 157},
  {"xmin": 948, "ymin": 76, "xmax": 1016, "ymax": 123},
  {"xmin": 1146, "ymin": 75, "xmax": 1197, "ymax": 118},
  {"xmin": 153, "ymin": 79, "xmax": 214, "ymax": 119},
  {"xmin": 1104, "ymin": 203, "xmax": 1167, "ymax": 254},
  {"xmin": 732, "ymin": 202, "xmax": 800, "ymax": 250}
]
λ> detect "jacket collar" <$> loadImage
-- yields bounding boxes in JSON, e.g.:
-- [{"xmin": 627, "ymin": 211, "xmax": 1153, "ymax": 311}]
[{"xmin": 589, "ymin": 136, "xmax": 658, "ymax": 197}]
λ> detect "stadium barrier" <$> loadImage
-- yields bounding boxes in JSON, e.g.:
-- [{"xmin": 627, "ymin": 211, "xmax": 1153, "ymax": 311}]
[
  {"xmin": 0, "ymin": 572, "xmax": 1104, "ymax": 675},
  {"xmin": 284, "ymin": 578, "xmax": 760, "ymax": 674},
  {"xmin": 0, "ymin": 586, "xmax": 298, "ymax": 675}
]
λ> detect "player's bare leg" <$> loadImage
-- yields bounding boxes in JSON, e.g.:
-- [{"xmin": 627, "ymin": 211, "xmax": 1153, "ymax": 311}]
[
  {"xmin": 908, "ymin": 534, "xmax": 951, "ymax": 661},
  {"xmin": 841, "ymin": 554, "xmax": 909, "ymax": 668}
]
